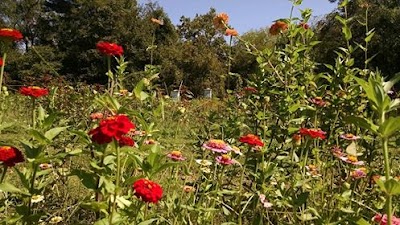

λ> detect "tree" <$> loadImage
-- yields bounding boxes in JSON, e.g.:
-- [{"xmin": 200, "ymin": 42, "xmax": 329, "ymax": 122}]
[
  {"xmin": 315, "ymin": 0, "xmax": 400, "ymax": 77},
  {"xmin": 158, "ymin": 8, "xmax": 228, "ymax": 96}
]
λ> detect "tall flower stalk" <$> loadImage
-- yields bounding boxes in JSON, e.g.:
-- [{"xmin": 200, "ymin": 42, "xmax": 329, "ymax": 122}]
[{"xmin": 0, "ymin": 52, "xmax": 7, "ymax": 96}]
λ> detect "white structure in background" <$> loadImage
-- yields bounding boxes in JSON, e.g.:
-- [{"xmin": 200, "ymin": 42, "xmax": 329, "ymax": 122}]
[
  {"xmin": 203, "ymin": 88, "xmax": 212, "ymax": 99},
  {"xmin": 171, "ymin": 89, "xmax": 180, "ymax": 101}
]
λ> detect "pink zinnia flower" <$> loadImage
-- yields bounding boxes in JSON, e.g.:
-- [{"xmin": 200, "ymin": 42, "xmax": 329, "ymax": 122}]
[
  {"xmin": 339, "ymin": 155, "xmax": 365, "ymax": 165},
  {"xmin": 373, "ymin": 214, "xmax": 400, "ymax": 225},
  {"xmin": 331, "ymin": 146, "xmax": 345, "ymax": 158},
  {"xmin": 203, "ymin": 139, "xmax": 232, "ymax": 153},
  {"xmin": 167, "ymin": 150, "xmax": 186, "ymax": 161},
  {"xmin": 215, "ymin": 154, "xmax": 234, "ymax": 165},
  {"xmin": 350, "ymin": 167, "xmax": 367, "ymax": 179},
  {"xmin": 309, "ymin": 97, "xmax": 326, "ymax": 107},
  {"xmin": 340, "ymin": 133, "xmax": 361, "ymax": 141}
]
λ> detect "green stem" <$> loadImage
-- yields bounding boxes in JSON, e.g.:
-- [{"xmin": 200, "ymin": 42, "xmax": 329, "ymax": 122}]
[
  {"xmin": 109, "ymin": 141, "xmax": 121, "ymax": 225},
  {"xmin": 32, "ymin": 98, "xmax": 36, "ymax": 129},
  {"xmin": 227, "ymin": 35, "xmax": 232, "ymax": 90},
  {"xmin": 0, "ymin": 52, "xmax": 6, "ymax": 96},
  {"xmin": 27, "ymin": 164, "xmax": 38, "ymax": 222},
  {"xmin": 383, "ymin": 136, "xmax": 393, "ymax": 225},
  {"xmin": 0, "ymin": 166, "xmax": 8, "ymax": 183},
  {"xmin": 107, "ymin": 56, "xmax": 113, "ymax": 95}
]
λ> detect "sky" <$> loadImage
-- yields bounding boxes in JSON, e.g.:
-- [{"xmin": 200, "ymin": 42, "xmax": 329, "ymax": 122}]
[{"xmin": 138, "ymin": 0, "xmax": 338, "ymax": 34}]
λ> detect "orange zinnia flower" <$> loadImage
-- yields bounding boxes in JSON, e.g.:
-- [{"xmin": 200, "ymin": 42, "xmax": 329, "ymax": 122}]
[
  {"xmin": 151, "ymin": 18, "xmax": 164, "ymax": 26},
  {"xmin": 225, "ymin": 28, "xmax": 238, "ymax": 37},
  {"xmin": 213, "ymin": 13, "xmax": 229, "ymax": 30},
  {"xmin": 269, "ymin": 21, "xmax": 288, "ymax": 35}
]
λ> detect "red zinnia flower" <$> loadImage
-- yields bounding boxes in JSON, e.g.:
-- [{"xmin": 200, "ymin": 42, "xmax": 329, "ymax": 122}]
[
  {"xmin": 118, "ymin": 136, "xmax": 135, "ymax": 147},
  {"xmin": 269, "ymin": 21, "xmax": 288, "ymax": 35},
  {"xmin": 299, "ymin": 128, "xmax": 326, "ymax": 140},
  {"xmin": 133, "ymin": 178, "xmax": 163, "ymax": 203},
  {"xmin": 89, "ymin": 114, "xmax": 135, "ymax": 145},
  {"xmin": 0, "ymin": 58, "xmax": 3, "ymax": 67},
  {"xmin": 239, "ymin": 134, "xmax": 264, "ymax": 147},
  {"xmin": 19, "ymin": 86, "xmax": 49, "ymax": 98},
  {"xmin": 0, "ymin": 28, "xmax": 23, "ymax": 42},
  {"xmin": 0, "ymin": 146, "xmax": 24, "ymax": 167},
  {"xmin": 96, "ymin": 41, "xmax": 124, "ymax": 57}
]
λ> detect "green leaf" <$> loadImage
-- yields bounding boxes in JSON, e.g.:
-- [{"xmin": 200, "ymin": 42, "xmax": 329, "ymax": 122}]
[
  {"xmin": 356, "ymin": 218, "xmax": 372, "ymax": 225},
  {"xmin": 385, "ymin": 178, "xmax": 400, "ymax": 195},
  {"xmin": 344, "ymin": 116, "xmax": 378, "ymax": 134},
  {"xmin": 353, "ymin": 76, "xmax": 377, "ymax": 105},
  {"xmin": 44, "ymin": 127, "xmax": 68, "ymax": 141},
  {"xmin": 71, "ymin": 170, "xmax": 97, "ymax": 190},
  {"xmin": 138, "ymin": 219, "xmax": 158, "ymax": 225},
  {"xmin": 0, "ymin": 182, "xmax": 30, "ymax": 196},
  {"xmin": 379, "ymin": 117, "xmax": 400, "ymax": 138},
  {"xmin": 342, "ymin": 26, "xmax": 352, "ymax": 41},
  {"xmin": 30, "ymin": 130, "xmax": 51, "ymax": 145},
  {"xmin": 365, "ymin": 30, "xmax": 375, "ymax": 43}
]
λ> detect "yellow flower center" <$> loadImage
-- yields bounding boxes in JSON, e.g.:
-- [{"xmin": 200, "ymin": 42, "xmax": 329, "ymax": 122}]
[
  {"xmin": 221, "ymin": 154, "xmax": 231, "ymax": 161},
  {"xmin": 171, "ymin": 151, "xmax": 182, "ymax": 157},
  {"xmin": 347, "ymin": 155, "xmax": 358, "ymax": 162},
  {"xmin": 208, "ymin": 139, "xmax": 226, "ymax": 149},
  {"xmin": 345, "ymin": 133, "xmax": 354, "ymax": 138}
]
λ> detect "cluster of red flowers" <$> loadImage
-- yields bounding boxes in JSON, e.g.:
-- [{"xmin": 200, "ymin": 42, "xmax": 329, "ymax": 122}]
[
  {"xmin": 0, "ymin": 28, "xmax": 23, "ymax": 42},
  {"xmin": 269, "ymin": 21, "xmax": 288, "ymax": 35},
  {"xmin": 299, "ymin": 128, "xmax": 326, "ymax": 140},
  {"xmin": 89, "ymin": 114, "xmax": 135, "ymax": 145},
  {"xmin": 96, "ymin": 41, "xmax": 124, "ymax": 57},
  {"xmin": 0, "ymin": 146, "xmax": 24, "ymax": 167},
  {"xmin": 239, "ymin": 134, "xmax": 264, "ymax": 147},
  {"xmin": 19, "ymin": 86, "xmax": 49, "ymax": 98},
  {"xmin": 132, "ymin": 178, "xmax": 163, "ymax": 203}
]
